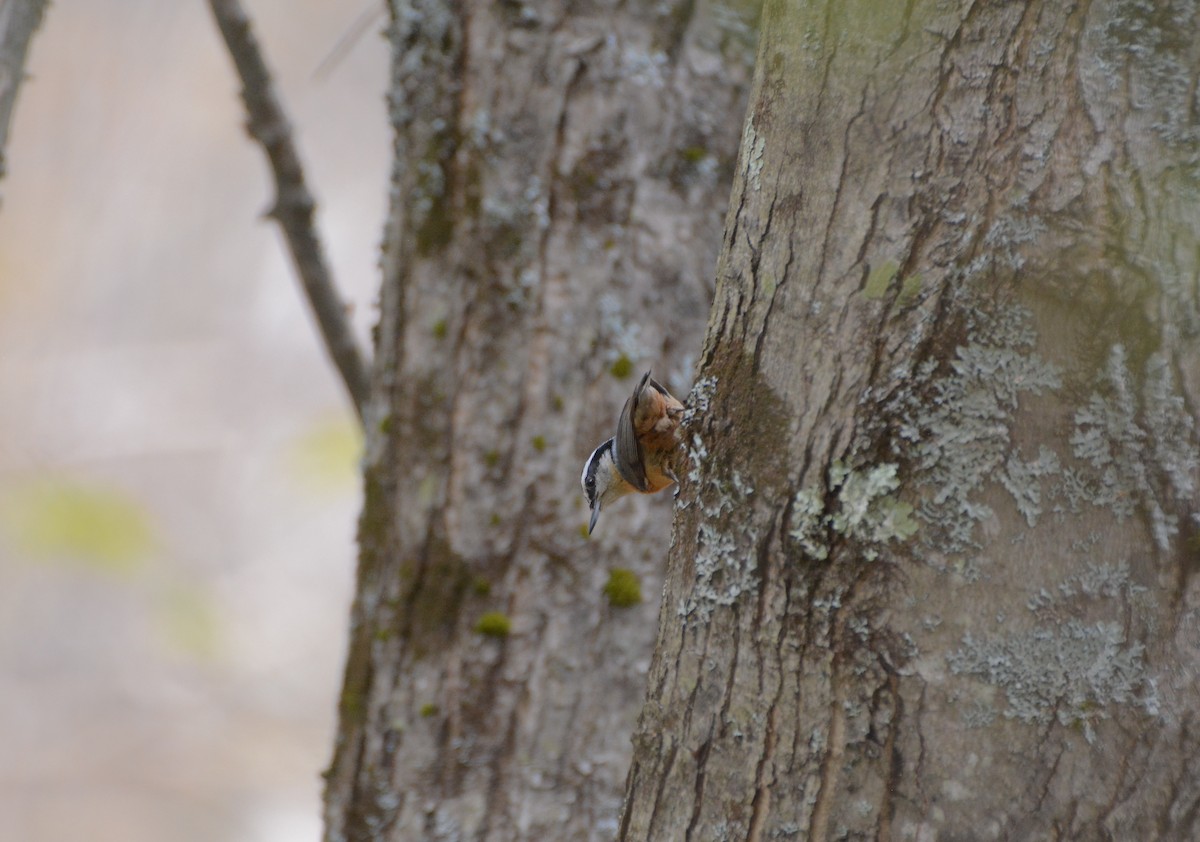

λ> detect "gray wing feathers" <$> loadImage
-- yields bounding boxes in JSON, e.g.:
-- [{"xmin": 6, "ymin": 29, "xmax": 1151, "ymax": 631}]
[{"xmin": 614, "ymin": 371, "xmax": 651, "ymax": 491}]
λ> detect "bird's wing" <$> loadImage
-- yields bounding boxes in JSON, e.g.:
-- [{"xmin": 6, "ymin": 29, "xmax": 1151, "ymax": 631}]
[{"xmin": 614, "ymin": 371, "xmax": 651, "ymax": 492}]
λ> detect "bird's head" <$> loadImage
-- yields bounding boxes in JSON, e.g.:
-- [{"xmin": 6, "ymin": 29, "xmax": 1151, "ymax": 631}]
[{"xmin": 580, "ymin": 438, "xmax": 635, "ymax": 534}]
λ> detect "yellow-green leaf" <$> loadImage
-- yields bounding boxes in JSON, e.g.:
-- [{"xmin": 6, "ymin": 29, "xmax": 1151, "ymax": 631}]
[
  {"xmin": 157, "ymin": 585, "xmax": 221, "ymax": 660},
  {"xmin": 2, "ymin": 479, "xmax": 154, "ymax": 574},
  {"xmin": 289, "ymin": 413, "xmax": 363, "ymax": 492}
]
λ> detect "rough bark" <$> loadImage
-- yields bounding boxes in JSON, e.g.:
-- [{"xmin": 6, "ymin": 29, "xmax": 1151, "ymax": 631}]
[
  {"xmin": 322, "ymin": 1, "xmax": 758, "ymax": 840},
  {"xmin": 0, "ymin": 0, "xmax": 49, "ymax": 188},
  {"xmin": 621, "ymin": 0, "xmax": 1200, "ymax": 839}
]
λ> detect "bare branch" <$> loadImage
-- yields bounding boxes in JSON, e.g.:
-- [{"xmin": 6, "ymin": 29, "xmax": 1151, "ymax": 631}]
[
  {"xmin": 0, "ymin": 0, "xmax": 50, "ymax": 190},
  {"xmin": 207, "ymin": 0, "xmax": 371, "ymax": 423}
]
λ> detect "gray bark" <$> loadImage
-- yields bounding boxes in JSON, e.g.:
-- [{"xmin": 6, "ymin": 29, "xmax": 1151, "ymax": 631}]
[
  {"xmin": 322, "ymin": 1, "xmax": 758, "ymax": 840},
  {"xmin": 0, "ymin": 0, "xmax": 49, "ymax": 189},
  {"xmin": 620, "ymin": 0, "xmax": 1200, "ymax": 839}
]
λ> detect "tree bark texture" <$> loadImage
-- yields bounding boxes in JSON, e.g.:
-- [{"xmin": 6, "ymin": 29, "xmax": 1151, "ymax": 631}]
[
  {"xmin": 621, "ymin": 0, "xmax": 1200, "ymax": 839},
  {"xmin": 322, "ymin": 1, "xmax": 759, "ymax": 840}
]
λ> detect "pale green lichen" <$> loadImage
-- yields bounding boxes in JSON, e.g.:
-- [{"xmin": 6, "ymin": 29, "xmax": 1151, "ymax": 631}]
[
  {"xmin": 1068, "ymin": 345, "xmax": 1196, "ymax": 549},
  {"xmin": 1026, "ymin": 560, "xmax": 1144, "ymax": 615},
  {"xmin": 951, "ymin": 559, "xmax": 1157, "ymax": 742},
  {"xmin": 982, "ymin": 212, "xmax": 1047, "ymax": 271},
  {"xmin": 897, "ymin": 272, "xmax": 923, "ymax": 306},
  {"xmin": 741, "ymin": 119, "xmax": 767, "ymax": 192},
  {"xmin": 685, "ymin": 433, "xmax": 709, "ymax": 485},
  {"xmin": 789, "ymin": 487, "xmax": 828, "ymax": 561},
  {"xmin": 864, "ymin": 260, "xmax": 899, "ymax": 300},
  {"xmin": 682, "ymin": 376, "xmax": 718, "ymax": 429},
  {"xmin": 789, "ymin": 462, "xmax": 918, "ymax": 562},
  {"xmin": 1096, "ymin": 0, "xmax": 1200, "ymax": 153},
  {"xmin": 679, "ymin": 461, "xmax": 758, "ymax": 618},
  {"xmin": 681, "ymin": 520, "xmax": 758, "ymax": 618},
  {"xmin": 827, "ymin": 463, "xmax": 918, "ymax": 551},
  {"xmin": 894, "ymin": 304, "xmax": 1061, "ymax": 554},
  {"xmin": 948, "ymin": 621, "xmax": 1152, "ymax": 743},
  {"xmin": 1144, "ymin": 353, "xmax": 1198, "ymax": 502},
  {"xmin": 999, "ymin": 446, "xmax": 1061, "ymax": 527}
]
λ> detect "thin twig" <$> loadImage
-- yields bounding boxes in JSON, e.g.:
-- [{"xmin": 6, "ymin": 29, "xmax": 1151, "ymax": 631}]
[
  {"xmin": 207, "ymin": 0, "xmax": 371, "ymax": 423},
  {"xmin": 0, "ymin": 0, "xmax": 50, "ymax": 189},
  {"xmin": 311, "ymin": 5, "xmax": 384, "ymax": 83}
]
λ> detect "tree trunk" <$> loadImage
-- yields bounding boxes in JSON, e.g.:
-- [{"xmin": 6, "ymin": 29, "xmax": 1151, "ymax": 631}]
[
  {"xmin": 620, "ymin": 0, "xmax": 1200, "ymax": 839},
  {"xmin": 322, "ymin": 1, "xmax": 758, "ymax": 840}
]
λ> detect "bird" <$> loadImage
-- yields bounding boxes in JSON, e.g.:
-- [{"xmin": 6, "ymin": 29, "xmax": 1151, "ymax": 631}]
[{"xmin": 581, "ymin": 370, "xmax": 685, "ymax": 534}]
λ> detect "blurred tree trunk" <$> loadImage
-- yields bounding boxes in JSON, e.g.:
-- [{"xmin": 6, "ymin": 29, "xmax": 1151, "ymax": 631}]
[
  {"xmin": 321, "ymin": 1, "xmax": 758, "ymax": 840},
  {"xmin": 620, "ymin": 0, "xmax": 1200, "ymax": 839}
]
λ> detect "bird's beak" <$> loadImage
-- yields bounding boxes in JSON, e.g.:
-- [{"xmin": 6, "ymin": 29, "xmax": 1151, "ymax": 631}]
[{"xmin": 588, "ymin": 504, "xmax": 601, "ymax": 535}]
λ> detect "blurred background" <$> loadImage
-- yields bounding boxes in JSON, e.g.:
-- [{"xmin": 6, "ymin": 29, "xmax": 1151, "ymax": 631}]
[{"xmin": 0, "ymin": 2, "xmax": 388, "ymax": 840}]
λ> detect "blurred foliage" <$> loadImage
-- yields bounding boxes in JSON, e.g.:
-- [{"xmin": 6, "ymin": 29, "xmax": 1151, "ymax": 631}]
[
  {"xmin": 289, "ymin": 412, "xmax": 363, "ymax": 492},
  {"xmin": 1, "ymin": 478, "xmax": 155, "ymax": 574},
  {"xmin": 157, "ymin": 584, "xmax": 221, "ymax": 660}
]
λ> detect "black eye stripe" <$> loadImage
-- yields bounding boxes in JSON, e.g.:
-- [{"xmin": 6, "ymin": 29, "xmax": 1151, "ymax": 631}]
[{"xmin": 582, "ymin": 438, "xmax": 613, "ymax": 503}]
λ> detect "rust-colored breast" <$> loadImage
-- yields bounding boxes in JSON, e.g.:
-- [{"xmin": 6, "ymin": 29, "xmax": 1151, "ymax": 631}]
[
  {"xmin": 635, "ymin": 383, "xmax": 683, "ymax": 445},
  {"xmin": 615, "ymin": 372, "xmax": 685, "ymax": 495}
]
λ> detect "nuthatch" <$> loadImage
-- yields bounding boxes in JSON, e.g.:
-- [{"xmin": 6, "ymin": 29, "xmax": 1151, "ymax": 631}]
[{"xmin": 581, "ymin": 370, "xmax": 685, "ymax": 534}]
